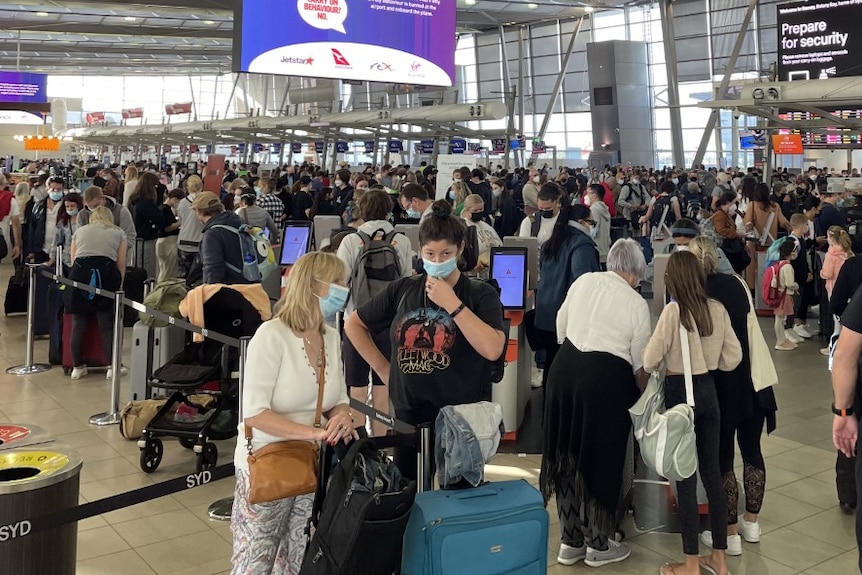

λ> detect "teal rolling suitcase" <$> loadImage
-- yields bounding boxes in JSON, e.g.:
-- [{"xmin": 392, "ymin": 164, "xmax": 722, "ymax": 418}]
[{"xmin": 401, "ymin": 479, "xmax": 549, "ymax": 575}]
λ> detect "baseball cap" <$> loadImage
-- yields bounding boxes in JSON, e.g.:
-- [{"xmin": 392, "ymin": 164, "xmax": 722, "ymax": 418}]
[
  {"xmin": 300, "ymin": 176, "xmax": 312, "ymax": 186},
  {"xmin": 670, "ymin": 218, "xmax": 699, "ymax": 237},
  {"xmin": 190, "ymin": 191, "xmax": 221, "ymax": 211}
]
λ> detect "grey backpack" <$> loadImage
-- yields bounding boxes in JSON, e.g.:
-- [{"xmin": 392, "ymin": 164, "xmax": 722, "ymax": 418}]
[{"xmin": 350, "ymin": 229, "xmax": 402, "ymax": 309}]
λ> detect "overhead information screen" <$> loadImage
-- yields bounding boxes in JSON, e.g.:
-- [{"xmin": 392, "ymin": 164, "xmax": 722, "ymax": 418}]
[
  {"xmin": 0, "ymin": 71, "xmax": 47, "ymax": 104},
  {"xmin": 777, "ymin": 1, "xmax": 859, "ymax": 81},
  {"xmin": 233, "ymin": 0, "xmax": 456, "ymax": 87}
]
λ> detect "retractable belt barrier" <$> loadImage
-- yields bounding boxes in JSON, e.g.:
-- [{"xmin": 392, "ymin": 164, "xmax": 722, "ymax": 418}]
[
  {"xmin": 37, "ymin": 268, "xmax": 242, "ymax": 348},
  {"xmin": 0, "ymin": 462, "xmax": 235, "ymax": 545}
]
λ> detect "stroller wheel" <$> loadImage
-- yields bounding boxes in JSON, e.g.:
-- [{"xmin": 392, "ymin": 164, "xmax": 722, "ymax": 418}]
[
  {"xmin": 140, "ymin": 438, "xmax": 164, "ymax": 473},
  {"xmin": 179, "ymin": 437, "xmax": 197, "ymax": 450},
  {"xmin": 197, "ymin": 442, "xmax": 218, "ymax": 473}
]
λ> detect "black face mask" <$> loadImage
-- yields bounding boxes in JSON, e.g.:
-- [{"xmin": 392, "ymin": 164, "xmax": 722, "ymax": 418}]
[
  {"xmin": 470, "ymin": 212, "xmax": 483, "ymax": 222},
  {"xmin": 538, "ymin": 209, "xmax": 555, "ymax": 219}
]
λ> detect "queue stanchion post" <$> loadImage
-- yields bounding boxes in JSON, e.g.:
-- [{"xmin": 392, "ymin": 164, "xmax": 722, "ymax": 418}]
[
  {"xmin": 6, "ymin": 264, "xmax": 52, "ymax": 375},
  {"xmin": 55, "ymin": 246, "xmax": 63, "ymax": 277},
  {"xmin": 207, "ymin": 334, "xmax": 250, "ymax": 521},
  {"xmin": 89, "ymin": 290, "xmax": 124, "ymax": 426}
]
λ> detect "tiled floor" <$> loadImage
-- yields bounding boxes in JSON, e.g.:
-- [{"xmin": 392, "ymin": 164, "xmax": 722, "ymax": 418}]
[{"xmin": 0, "ymin": 267, "xmax": 855, "ymax": 574}]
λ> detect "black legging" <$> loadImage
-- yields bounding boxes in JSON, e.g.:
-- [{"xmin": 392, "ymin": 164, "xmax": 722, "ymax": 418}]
[
  {"xmin": 665, "ymin": 374, "xmax": 727, "ymax": 555},
  {"xmin": 718, "ymin": 408, "xmax": 767, "ymax": 525},
  {"xmin": 536, "ymin": 329, "xmax": 561, "ymax": 415},
  {"xmin": 70, "ymin": 312, "xmax": 113, "ymax": 367}
]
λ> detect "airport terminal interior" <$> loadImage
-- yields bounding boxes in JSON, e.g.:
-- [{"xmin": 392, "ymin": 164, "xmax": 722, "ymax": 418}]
[{"xmin": 0, "ymin": 0, "xmax": 861, "ymax": 574}]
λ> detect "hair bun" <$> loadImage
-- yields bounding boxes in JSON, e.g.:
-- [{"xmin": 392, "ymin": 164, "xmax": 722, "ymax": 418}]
[{"xmin": 430, "ymin": 199, "xmax": 452, "ymax": 218}]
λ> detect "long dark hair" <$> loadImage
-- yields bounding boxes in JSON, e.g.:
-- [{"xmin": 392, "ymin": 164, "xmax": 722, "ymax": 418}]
[
  {"xmin": 57, "ymin": 192, "xmax": 83, "ymax": 227},
  {"xmin": 542, "ymin": 202, "xmax": 591, "ymax": 260},
  {"xmin": 753, "ymin": 182, "xmax": 774, "ymax": 211},
  {"xmin": 665, "ymin": 250, "xmax": 713, "ymax": 336}
]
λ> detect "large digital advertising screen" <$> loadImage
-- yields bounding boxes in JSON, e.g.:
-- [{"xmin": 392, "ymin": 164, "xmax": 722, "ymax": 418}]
[
  {"xmin": 777, "ymin": 1, "xmax": 861, "ymax": 81},
  {"xmin": 234, "ymin": 0, "xmax": 456, "ymax": 86},
  {"xmin": 0, "ymin": 71, "xmax": 47, "ymax": 104}
]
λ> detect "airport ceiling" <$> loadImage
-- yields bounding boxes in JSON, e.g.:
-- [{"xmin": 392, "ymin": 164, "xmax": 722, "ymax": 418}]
[{"xmin": 0, "ymin": 0, "xmax": 621, "ymax": 76}]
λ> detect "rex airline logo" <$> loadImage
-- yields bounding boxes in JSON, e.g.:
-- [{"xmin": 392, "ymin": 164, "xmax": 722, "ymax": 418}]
[{"xmin": 331, "ymin": 49, "xmax": 351, "ymax": 67}]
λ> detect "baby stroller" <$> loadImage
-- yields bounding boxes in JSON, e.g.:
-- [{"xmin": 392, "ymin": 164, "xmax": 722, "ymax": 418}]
[{"xmin": 138, "ymin": 287, "xmax": 266, "ymax": 473}]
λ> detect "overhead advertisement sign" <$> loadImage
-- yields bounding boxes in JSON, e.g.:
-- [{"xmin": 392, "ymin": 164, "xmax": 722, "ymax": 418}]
[
  {"xmin": 772, "ymin": 133, "xmax": 804, "ymax": 154},
  {"xmin": 0, "ymin": 71, "xmax": 47, "ymax": 104},
  {"xmin": 291, "ymin": 142, "xmax": 303, "ymax": 154},
  {"xmin": 233, "ymin": 0, "xmax": 456, "ymax": 86},
  {"xmin": 777, "ymin": 1, "xmax": 859, "ymax": 81}
]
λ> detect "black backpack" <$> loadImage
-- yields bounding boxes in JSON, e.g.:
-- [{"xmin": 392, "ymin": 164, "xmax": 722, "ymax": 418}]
[
  {"xmin": 650, "ymin": 194, "xmax": 676, "ymax": 228},
  {"xmin": 301, "ymin": 435, "xmax": 417, "ymax": 575},
  {"xmin": 466, "ymin": 278, "xmax": 506, "ymax": 384}
]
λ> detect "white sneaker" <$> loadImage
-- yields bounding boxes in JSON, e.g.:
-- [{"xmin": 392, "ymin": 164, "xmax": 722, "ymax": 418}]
[
  {"xmin": 70, "ymin": 366, "xmax": 88, "ymax": 380},
  {"xmin": 785, "ymin": 331, "xmax": 804, "ymax": 344},
  {"xmin": 793, "ymin": 325, "xmax": 814, "ymax": 339},
  {"xmin": 774, "ymin": 341, "xmax": 797, "ymax": 351},
  {"xmin": 106, "ymin": 366, "xmax": 128, "ymax": 380},
  {"xmin": 531, "ymin": 369, "xmax": 544, "ymax": 389},
  {"xmin": 557, "ymin": 543, "xmax": 586, "ymax": 565},
  {"xmin": 738, "ymin": 518, "xmax": 761, "ymax": 543},
  {"xmin": 701, "ymin": 531, "xmax": 742, "ymax": 556},
  {"xmin": 584, "ymin": 540, "xmax": 631, "ymax": 567}
]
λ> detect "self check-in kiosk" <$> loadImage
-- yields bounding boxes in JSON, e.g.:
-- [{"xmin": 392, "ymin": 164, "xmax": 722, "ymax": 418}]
[
  {"xmin": 489, "ymin": 246, "xmax": 533, "ymax": 437},
  {"xmin": 502, "ymin": 236, "xmax": 539, "ymax": 291}
]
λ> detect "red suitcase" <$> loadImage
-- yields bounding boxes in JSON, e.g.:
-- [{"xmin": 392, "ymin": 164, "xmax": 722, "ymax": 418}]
[{"xmin": 61, "ymin": 313, "xmax": 110, "ymax": 375}]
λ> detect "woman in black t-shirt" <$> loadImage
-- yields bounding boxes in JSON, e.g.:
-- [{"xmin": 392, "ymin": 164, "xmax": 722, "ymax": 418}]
[{"xmin": 345, "ymin": 200, "xmax": 506, "ymax": 479}]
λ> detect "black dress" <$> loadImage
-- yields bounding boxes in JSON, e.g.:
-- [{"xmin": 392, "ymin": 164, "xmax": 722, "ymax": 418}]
[{"xmin": 706, "ymin": 273, "xmax": 777, "ymax": 432}]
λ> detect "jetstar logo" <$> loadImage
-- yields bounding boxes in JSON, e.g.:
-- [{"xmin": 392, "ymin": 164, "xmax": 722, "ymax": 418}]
[
  {"xmin": 331, "ymin": 49, "xmax": 351, "ymax": 67},
  {"xmin": 280, "ymin": 56, "xmax": 314, "ymax": 65},
  {"xmin": 370, "ymin": 62, "xmax": 394, "ymax": 72}
]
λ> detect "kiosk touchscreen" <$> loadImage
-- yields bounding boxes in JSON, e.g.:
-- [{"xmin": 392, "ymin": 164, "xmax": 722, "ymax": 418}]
[
  {"xmin": 490, "ymin": 247, "xmax": 529, "ymax": 310},
  {"xmin": 502, "ymin": 236, "xmax": 538, "ymax": 290},
  {"xmin": 279, "ymin": 222, "xmax": 313, "ymax": 266}
]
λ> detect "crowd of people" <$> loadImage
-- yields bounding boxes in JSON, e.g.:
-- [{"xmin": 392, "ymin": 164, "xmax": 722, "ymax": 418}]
[{"xmin": 3, "ymin": 155, "xmax": 862, "ymax": 575}]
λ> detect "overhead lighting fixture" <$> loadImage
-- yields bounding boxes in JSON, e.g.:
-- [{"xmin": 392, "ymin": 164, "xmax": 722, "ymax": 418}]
[
  {"xmin": 203, "ymin": 19, "xmax": 216, "ymax": 24},
  {"xmin": 584, "ymin": 6, "xmax": 594, "ymax": 12},
  {"xmin": 527, "ymin": 2, "xmax": 538, "ymax": 8},
  {"xmin": 124, "ymin": 16, "xmax": 137, "ymax": 21},
  {"xmin": 35, "ymin": 11, "xmax": 49, "ymax": 16}
]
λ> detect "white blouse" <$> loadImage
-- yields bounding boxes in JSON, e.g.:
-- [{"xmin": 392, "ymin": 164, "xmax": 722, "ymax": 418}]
[
  {"xmin": 556, "ymin": 271, "xmax": 652, "ymax": 372},
  {"xmin": 233, "ymin": 320, "xmax": 349, "ymax": 472}
]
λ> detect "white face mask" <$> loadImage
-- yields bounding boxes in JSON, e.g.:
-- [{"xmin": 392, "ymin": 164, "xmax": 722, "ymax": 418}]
[
  {"xmin": 728, "ymin": 205, "xmax": 738, "ymax": 216},
  {"xmin": 532, "ymin": 175, "xmax": 540, "ymax": 183},
  {"xmin": 334, "ymin": 179, "xmax": 343, "ymax": 187}
]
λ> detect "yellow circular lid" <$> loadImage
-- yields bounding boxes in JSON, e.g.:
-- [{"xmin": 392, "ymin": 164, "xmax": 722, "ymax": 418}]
[{"xmin": 0, "ymin": 451, "xmax": 70, "ymax": 476}]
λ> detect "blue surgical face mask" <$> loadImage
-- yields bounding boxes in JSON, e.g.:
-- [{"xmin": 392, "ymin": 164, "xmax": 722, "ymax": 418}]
[
  {"xmin": 66, "ymin": 208, "xmax": 79, "ymax": 217},
  {"xmin": 672, "ymin": 178, "xmax": 679, "ymax": 186},
  {"xmin": 254, "ymin": 186, "xmax": 261, "ymax": 196},
  {"xmin": 316, "ymin": 282, "xmax": 349, "ymax": 319},
  {"xmin": 406, "ymin": 207, "xmax": 421, "ymax": 219},
  {"xmin": 448, "ymin": 189, "xmax": 456, "ymax": 201},
  {"xmin": 423, "ymin": 256, "xmax": 458, "ymax": 279},
  {"xmin": 48, "ymin": 191, "xmax": 64, "ymax": 202},
  {"xmin": 589, "ymin": 224, "xmax": 598, "ymax": 239}
]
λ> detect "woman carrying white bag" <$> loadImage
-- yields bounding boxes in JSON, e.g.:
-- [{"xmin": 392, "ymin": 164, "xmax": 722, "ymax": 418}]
[
  {"xmin": 688, "ymin": 237, "xmax": 778, "ymax": 557},
  {"xmin": 642, "ymin": 251, "xmax": 742, "ymax": 575}
]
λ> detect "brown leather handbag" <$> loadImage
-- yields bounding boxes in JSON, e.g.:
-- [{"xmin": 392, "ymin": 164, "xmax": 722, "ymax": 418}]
[{"xmin": 245, "ymin": 339, "xmax": 326, "ymax": 505}]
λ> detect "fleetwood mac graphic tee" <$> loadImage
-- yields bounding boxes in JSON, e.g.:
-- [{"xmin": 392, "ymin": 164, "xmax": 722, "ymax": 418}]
[{"xmin": 356, "ymin": 274, "xmax": 505, "ymax": 426}]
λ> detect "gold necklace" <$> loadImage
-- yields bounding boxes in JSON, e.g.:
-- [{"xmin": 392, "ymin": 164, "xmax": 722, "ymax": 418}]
[{"xmin": 303, "ymin": 336, "xmax": 323, "ymax": 368}]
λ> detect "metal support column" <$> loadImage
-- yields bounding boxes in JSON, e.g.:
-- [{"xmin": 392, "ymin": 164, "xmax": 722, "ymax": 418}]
[
  {"xmin": 224, "ymin": 73, "xmax": 240, "ymax": 120},
  {"xmin": 537, "ymin": 18, "xmax": 583, "ymax": 141},
  {"xmin": 278, "ymin": 78, "xmax": 292, "ymax": 116},
  {"xmin": 659, "ymin": 0, "xmax": 685, "ymax": 169},
  {"xmin": 731, "ymin": 113, "xmax": 740, "ymax": 168},
  {"xmin": 691, "ymin": 0, "xmax": 758, "ymax": 168},
  {"xmin": 499, "ymin": 26, "xmax": 514, "ymax": 170},
  {"xmin": 518, "ymin": 26, "xmax": 526, "ymax": 167}
]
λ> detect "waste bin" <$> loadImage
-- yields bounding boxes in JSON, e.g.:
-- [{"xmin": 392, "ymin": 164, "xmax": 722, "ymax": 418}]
[
  {"xmin": 0, "ymin": 447, "xmax": 83, "ymax": 575},
  {"xmin": 0, "ymin": 424, "xmax": 52, "ymax": 451}
]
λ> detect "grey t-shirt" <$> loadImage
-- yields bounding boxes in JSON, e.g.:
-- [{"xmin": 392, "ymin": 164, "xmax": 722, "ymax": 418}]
[{"xmin": 73, "ymin": 224, "xmax": 125, "ymax": 261}]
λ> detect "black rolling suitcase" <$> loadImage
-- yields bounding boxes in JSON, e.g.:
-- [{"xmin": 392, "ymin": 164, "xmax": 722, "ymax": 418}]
[
  {"xmin": 123, "ymin": 267, "xmax": 151, "ymax": 327},
  {"xmin": 300, "ymin": 432, "xmax": 419, "ymax": 575},
  {"xmin": 4, "ymin": 266, "xmax": 27, "ymax": 315}
]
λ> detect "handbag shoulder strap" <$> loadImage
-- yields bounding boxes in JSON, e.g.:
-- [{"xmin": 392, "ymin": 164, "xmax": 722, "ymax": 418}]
[
  {"xmin": 679, "ymin": 321, "xmax": 695, "ymax": 407},
  {"xmin": 734, "ymin": 273, "xmax": 755, "ymax": 314},
  {"xmin": 245, "ymin": 334, "xmax": 328, "ymax": 446},
  {"xmin": 313, "ymin": 336, "xmax": 326, "ymax": 428}
]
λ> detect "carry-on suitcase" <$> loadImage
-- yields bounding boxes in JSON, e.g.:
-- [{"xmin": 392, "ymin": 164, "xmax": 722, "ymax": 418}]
[
  {"xmin": 401, "ymin": 479, "xmax": 549, "ymax": 575},
  {"xmin": 133, "ymin": 238, "xmax": 157, "ymax": 282},
  {"xmin": 300, "ymin": 432, "xmax": 418, "ymax": 575},
  {"xmin": 130, "ymin": 321, "xmax": 187, "ymax": 401},
  {"xmin": 61, "ymin": 313, "xmax": 110, "ymax": 375},
  {"xmin": 4, "ymin": 266, "xmax": 27, "ymax": 315},
  {"xmin": 123, "ymin": 266, "xmax": 152, "ymax": 327},
  {"xmin": 48, "ymin": 283, "xmax": 65, "ymax": 365}
]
